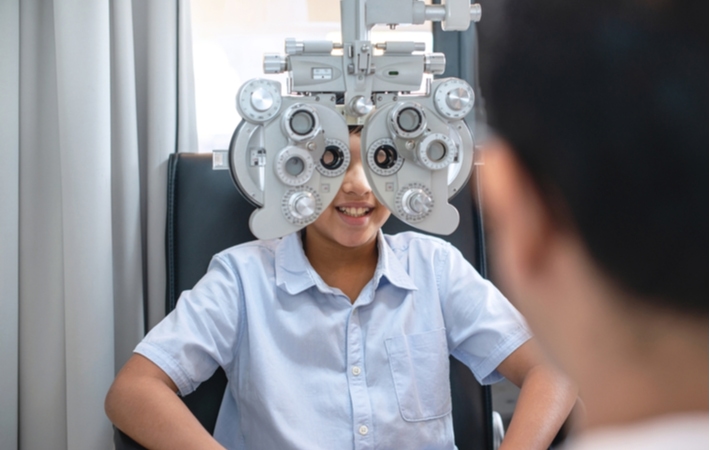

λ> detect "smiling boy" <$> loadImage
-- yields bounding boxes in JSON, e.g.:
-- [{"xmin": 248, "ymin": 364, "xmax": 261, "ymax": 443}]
[{"xmin": 106, "ymin": 129, "xmax": 576, "ymax": 449}]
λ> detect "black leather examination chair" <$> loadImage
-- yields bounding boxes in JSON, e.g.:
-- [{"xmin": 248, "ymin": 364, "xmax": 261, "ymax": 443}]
[{"xmin": 114, "ymin": 152, "xmax": 496, "ymax": 450}]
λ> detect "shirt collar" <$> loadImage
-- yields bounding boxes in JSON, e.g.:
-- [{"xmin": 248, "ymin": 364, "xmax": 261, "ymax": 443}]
[
  {"xmin": 275, "ymin": 232, "xmax": 319, "ymax": 295},
  {"xmin": 275, "ymin": 230, "xmax": 418, "ymax": 296},
  {"xmin": 373, "ymin": 230, "xmax": 418, "ymax": 292}
]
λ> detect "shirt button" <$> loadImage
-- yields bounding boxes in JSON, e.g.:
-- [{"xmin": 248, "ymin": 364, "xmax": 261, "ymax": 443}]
[
  {"xmin": 351, "ymin": 366, "xmax": 361, "ymax": 376},
  {"xmin": 358, "ymin": 425, "xmax": 369, "ymax": 435}
]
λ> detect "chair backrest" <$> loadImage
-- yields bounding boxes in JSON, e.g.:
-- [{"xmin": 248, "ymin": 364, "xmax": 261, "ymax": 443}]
[
  {"xmin": 164, "ymin": 152, "xmax": 257, "ymax": 432},
  {"xmin": 158, "ymin": 152, "xmax": 493, "ymax": 449}
]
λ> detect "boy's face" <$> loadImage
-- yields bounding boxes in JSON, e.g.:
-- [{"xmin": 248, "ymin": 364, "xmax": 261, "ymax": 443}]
[{"xmin": 306, "ymin": 133, "xmax": 391, "ymax": 249}]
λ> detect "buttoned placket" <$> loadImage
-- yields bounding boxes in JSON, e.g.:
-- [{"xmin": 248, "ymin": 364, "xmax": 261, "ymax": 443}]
[{"xmin": 345, "ymin": 294, "xmax": 375, "ymax": 450}]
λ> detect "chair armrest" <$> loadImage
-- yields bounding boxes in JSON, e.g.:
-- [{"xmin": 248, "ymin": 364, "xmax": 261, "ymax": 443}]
[{"xmin": 113, "ymin": 426, "xmax": 148, "ymax": 450}]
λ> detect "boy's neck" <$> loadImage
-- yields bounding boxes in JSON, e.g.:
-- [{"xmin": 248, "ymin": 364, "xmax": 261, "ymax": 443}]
[{"xmin": 302, "ymin": 229, "xmax": 379, "ymax": 303}]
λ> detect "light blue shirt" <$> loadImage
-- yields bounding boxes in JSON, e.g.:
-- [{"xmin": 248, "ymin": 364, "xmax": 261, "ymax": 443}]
[{"xmin": 136, "ymin": 231, "xmax": 531, "ymax": 449}]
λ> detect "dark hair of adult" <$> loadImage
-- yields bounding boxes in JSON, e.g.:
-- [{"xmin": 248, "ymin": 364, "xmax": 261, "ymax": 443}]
[{"xmin": 485, "ymin": 0, "xmax": 707, "ymax": 316}]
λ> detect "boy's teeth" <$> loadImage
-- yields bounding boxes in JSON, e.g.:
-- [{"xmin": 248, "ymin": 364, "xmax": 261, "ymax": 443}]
[{"xmin": 338, "ymin": 207, "xmax": 370, "ymax": 217}]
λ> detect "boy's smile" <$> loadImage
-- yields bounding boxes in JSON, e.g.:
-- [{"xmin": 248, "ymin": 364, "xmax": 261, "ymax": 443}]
[
  {"xmin": 336, "ymin": 205, "xmax": 372, "ymax": 218},
  {"xmin": 335, "ymin": 202, "xmax": 375, "ymax": 225},
  {"xmin": 306, "ymin": 132, "xmax": 391, "ymax": 250}
]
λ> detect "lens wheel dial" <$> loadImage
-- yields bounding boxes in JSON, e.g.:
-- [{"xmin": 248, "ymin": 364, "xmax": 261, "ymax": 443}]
[
  {"xmin": 396, "ymin": 183, "xmax": 434, "ymax": 222},
  {"xmin": 434, "ymin": 79, "xmax": 475, "ymax": 120},
  {"xmin": 236, "ymin": 79, "xmax": 282, "ymax": 123},
  {"xmin": 275, "ymin": 146, "xmax": 316, "ymax": 186},
  {"xmin": 281, "ymin": 186, "xmax": 323, "ymax": 225},
  {"xmin": 417, "ymin": 133, "xmax": 456, "ymax": 170}
]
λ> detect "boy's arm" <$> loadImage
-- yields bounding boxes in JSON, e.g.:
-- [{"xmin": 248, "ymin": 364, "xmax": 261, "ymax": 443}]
[
  {"xmin": 105, "ymin": 353, "xmax": 225, "ymax": 450},
  {"xmin": 495, "ymin": 339, "xmax": 578, "ymax": 450}
]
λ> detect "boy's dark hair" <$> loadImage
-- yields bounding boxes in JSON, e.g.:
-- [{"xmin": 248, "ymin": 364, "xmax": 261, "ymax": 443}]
[{"xmin": 486, "ymin": 0, "xmax": 707, "ymax": 316}]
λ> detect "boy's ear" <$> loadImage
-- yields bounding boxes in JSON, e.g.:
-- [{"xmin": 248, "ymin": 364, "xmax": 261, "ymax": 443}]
[{"xmin": 479, "ymin": 141, "xmax": 557, "ymax": 282}]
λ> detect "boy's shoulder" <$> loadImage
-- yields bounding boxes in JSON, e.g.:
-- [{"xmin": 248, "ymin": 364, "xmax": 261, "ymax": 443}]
[
  {"xmin": 383, "ymin": 230, "xmax": 454, "ymax": 256},
  {"xmin": 214, "ymin": 237, "xmax": 282, "ymax": 265}
]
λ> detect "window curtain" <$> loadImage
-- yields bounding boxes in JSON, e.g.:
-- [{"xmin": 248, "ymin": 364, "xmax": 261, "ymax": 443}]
[{"xmin": 0, "ymin": 0, "xmax": 197, "ymax": 448}]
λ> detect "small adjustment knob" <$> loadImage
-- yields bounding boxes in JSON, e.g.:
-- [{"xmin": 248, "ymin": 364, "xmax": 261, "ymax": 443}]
[
  {"xmin": 290, "ymin": 191, "xmax": 316, "ymax": 218},
  {"xmin": 403, "ymin": 189, "xmax": 433, "ymax": 215},
  {"xmin": 446, "ymin": 87, "xmax": 472, "ymax": 112},
  {"xmin": 434, "ymin": 79, "xmax": 475, "ymax": 120},
  {"xmin": 285, "ymin": 38, "xmax": 304, "ymax": 55},
  {"xmin": 236, "ymin": 78, "xmax": 282, "ymax": 123},
  {"xmin": 281, "ymin": 186, "xmax": 322, "ymax": 225},
  {"xmin": 263, "ymin": 54, "xmax": 288, "ymax": 74},
  {"xmin": 348, "ymin": 95, "xmax": 374, "ymax": 117},
  {"xmin": 396, "ymin": 183, "xmax": 434, "ymax": 222},
  {"xmin": 424, "ymin": 53, "xmax": 446, "ymax": 75},
  {"xmin": 250, "ymin": 87, "xmax": 274, "ymax": 112},
  {"xmin": 471, "ymin": 3, "xmax": 482, "ymax": 22}
]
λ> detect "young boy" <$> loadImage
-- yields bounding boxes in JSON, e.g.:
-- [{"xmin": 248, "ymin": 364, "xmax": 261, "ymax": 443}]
[{"xmin": 105, "ymin": 129, "xmax": 577, "ymax": 449}]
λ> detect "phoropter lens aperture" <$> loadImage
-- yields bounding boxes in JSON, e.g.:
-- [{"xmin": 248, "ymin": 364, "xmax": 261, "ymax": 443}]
[
  {"xmin": 396, "ymin": 107, "xmax": 422, "ymax": 133},
  {"xmin": 374, "ymin": 144, "xmax": 398, "ymax": 169},
  {"xmin": 285, "ymin": 156, "xmax": 305, "ymax": 176},
  {"xmin": 321, "ymin": 145, "xmax": 345, "ymax": 170},
  {"xmin": 427, "ymin": 141, "xmax": 447, "ymax": 162},
  {"xmin": 289, "ymin": 110, "xmax": 316, "ymax": 136}
]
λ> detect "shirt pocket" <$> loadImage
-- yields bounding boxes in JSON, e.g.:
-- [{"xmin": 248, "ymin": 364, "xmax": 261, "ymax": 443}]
[{"xmin": 385, "ymin": 328, "xmax": 452, "ymax": 422}]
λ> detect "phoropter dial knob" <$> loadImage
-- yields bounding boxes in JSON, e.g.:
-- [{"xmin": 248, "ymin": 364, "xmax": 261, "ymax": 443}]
[
  {"xmin": 290, "ymin": 191, "xmax": 316, "ymax": 218},
  {"xmin": 251, "ymin": 87, "xmax": 275, "ymax": 112},
  {"xmin": 396, "ymin": 183, "xmax": 434, "ymax": 222},
  {"xmin": 236, "ymin": 78, "xmax": 282, "ymax": 123},
  {"xmin": 434, "ymin": 79, "xmax": 475, "ymax": 120},
  {"xmin": 281, "ymin": 186, "xmax": 322, "ymax": 225},
  {"xmin": 263, "ymin": 54, "xmax": 288, "ymax": 74},
  {"xmin": 424, "ymin": 53, "xmax": 446, "ymax": 75}
]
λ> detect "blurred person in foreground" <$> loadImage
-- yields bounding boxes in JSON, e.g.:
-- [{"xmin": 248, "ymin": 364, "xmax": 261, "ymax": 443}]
[{"xmin": 480, "ymin": 0, "xmax": 707, "ymax": 448}]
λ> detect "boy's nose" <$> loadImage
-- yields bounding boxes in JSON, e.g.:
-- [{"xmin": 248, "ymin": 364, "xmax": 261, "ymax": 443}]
[{"xmin": 341, "ymin": 161, "xmax": 371, "ymax": 197}]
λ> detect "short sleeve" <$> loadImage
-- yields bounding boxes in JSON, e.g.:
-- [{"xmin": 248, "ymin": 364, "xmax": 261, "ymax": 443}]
[
  {"xmin": 437, "ymin": 244, "xmax": 532, "ymax": 385},
  {"xmin": 134, "ymin": 254, "xmax": 243, "ymax": 396}
]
